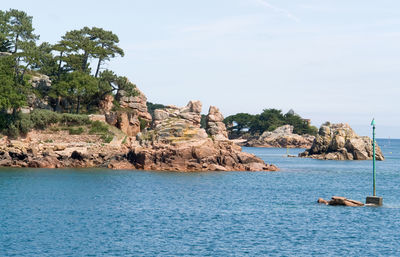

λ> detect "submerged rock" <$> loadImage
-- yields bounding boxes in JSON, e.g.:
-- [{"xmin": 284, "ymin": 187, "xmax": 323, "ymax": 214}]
[{"xmin": 299, "ymin": 123, "xmax": 384, "ymax": 161}]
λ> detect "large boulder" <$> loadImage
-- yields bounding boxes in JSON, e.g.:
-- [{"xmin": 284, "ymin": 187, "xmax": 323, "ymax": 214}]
[
  {"xmin": 99, "ymin": 94, "xmax": 114, "ymax": 114},
  {"xmin": 26, "ymin": 74, "xmax": 52, "ymax": 111},
  {"xmin": 117, "ymin": 88, "xmax": 152, "ymax": 121},
  {"xmin": 299, "ymin": 123, "xmax": 384, "ymax": 160},
  {"xmin": 104, "ymin": 87, "xmax": 152, "ymax": 137},
  {"xmin": 206, "ymin": 106, "xmax": 229, "ymax": 141},
  {"xmin": 246, "ymin": 125, "xmax": 315, "ymax": 148},
  {"xmin": 150, "ymin": 100, "xmax": 206, "ymax": 143}
]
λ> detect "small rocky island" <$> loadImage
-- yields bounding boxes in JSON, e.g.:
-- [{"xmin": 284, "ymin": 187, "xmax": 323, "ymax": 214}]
[
  {"xmin": 244, "ymin": 125, "xmax": 315, "ymax": 148},
  {"xmin": 299, "ymin": 123, "xmax": 384, "ymax": 160}
]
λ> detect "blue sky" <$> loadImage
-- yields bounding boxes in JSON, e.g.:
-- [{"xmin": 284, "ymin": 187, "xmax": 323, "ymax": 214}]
[{"xmin": 4, "ymin": 0, "xmax": 400, "ymax": 137}]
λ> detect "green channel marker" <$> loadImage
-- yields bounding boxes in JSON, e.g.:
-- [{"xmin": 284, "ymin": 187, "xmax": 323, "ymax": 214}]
[{"xmin": 366, "ymin": 118, "xmax": 383, "ymax": 206}]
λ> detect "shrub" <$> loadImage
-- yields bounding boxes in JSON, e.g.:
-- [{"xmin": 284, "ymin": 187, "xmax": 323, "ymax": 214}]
[
  {"xmin": 89, "ymin": 121, "xmax": 109, "ymax": 134},
  {"xmin": 60, "ymin": 113, "xmax": 91, "ymax": 126},
  {"xmin": 7, "ymin": 123, "xmax": 20, "ymax": 138},
  {"xmin": 30, "ymin": 109, "xmax": 61, "ymax": 129},
  {"xmin": 68, "ymin": 127, "xmax": 84, "ymax": 135},
  {"xmin": 18, "ymin": 114, "xmax": 34, "ymax": 135},
  {"xmin": 139, "ymin": 117, "xmax": 148, "ymax": 131},
  {"xmin": 122, "ymin": 136, "xmax": 127, "ymax": 144},
  {"xmin": 100, "ymin": 134, "xmax": 113, "ymax": 143},
  {"xmin": 0, "ymin": 112, "xmax": 33, "ymax": 138}
]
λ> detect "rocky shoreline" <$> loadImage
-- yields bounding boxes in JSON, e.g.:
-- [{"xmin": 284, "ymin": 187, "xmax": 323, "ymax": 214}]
[
  {"xmin": 0, "ymin": 135, "xmax": 277, "ymax": 172},
  {"xmin": 0, "ymin": 98, "xmax": 278, "ymax": 172}
]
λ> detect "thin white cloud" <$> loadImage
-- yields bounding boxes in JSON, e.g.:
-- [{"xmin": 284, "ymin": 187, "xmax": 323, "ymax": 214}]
[
  {"xmin": 254, "ymin": 0, "xmax": 300, "ymax": 23},
  {"xmin": 181, "ymin": 16, "xmax": 259, "ymax": 35}
]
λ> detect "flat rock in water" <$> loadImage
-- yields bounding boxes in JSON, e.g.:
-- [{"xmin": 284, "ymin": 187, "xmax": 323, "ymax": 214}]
[{"xmin": 318, "ymin": 196, "xmax": 364, "ymax": 207}]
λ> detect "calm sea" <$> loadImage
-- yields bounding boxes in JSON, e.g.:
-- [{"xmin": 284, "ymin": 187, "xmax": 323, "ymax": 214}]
[{"xmin": 1, "ymin": 139, "xmax": 399, "ymax": 256}]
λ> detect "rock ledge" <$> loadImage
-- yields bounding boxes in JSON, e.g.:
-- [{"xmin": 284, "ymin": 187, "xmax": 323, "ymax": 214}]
[{"xmin": 318, "ymin": 196, "xmax": 364, "ymax": 207}]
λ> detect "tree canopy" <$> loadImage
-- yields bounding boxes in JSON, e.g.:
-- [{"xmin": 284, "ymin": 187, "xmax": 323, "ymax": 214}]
[
  {"xmin": 224, "ymin": 109, "xmax": 318, "ymax": 136},
  {"xmin": 0, "ymin": 9, "xmax": 39, "ymax": 54},
  {"xmin": 0, "ymin": 8, "xmax": 132, "ymax": 115}
]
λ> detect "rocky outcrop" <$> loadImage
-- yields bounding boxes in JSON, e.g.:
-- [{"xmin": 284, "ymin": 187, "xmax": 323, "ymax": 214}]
[
  {"xmin": 106, "ymin": 112, "xmax": 142, "ymax": 137},
  {"xmin": 104, "ymin": 88, "xmax": 152, "ymax": 137},
  {"xmin": 29, "ymin": 74, "xmax": 52, "ymax": 90},
  {"xmin": 127, "ymin": 139, "xmax": 278, "ymax": 172},
  {"xmin": 206, "ymin": 106, "xmax": 229, "ymax": 141},
  {"xmin": 99, "ymin": 94, "xmax": 114, "ymax": 114},
  {"xmin": 117, "ymin": 88, "xmax": 152, "ymax": 121},
  {"xmin": 135, "ymin": 100, "xmax": 278, "ymax": 171},
  {"xmin": 151, "ymin": 100, "xmax": 207, "ymax": 143},
  {"xmin": 318, "ymin": 196, "xmax": 364, "ymax": 207},
  {"xmin": 25, "ymin": 74, "xmax": 52, "ymax": 111},
  {"xmin": 299, "ymin": 123, "xmax": 384, "ymax": 160},
  {"xmin": 245, "ymin": 125, "xmax": 315, "ymax": 148}
]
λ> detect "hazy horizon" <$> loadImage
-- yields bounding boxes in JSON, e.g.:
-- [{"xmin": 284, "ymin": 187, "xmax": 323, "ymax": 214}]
[{"xmin": 3, "ymin": 0, "xmax": 399, "ymax": 138}]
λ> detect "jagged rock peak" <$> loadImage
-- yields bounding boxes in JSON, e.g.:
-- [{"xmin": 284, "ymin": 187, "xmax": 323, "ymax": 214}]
[
  {"xmin": 153, "ymin": 100, "xmax": 202, "ymax": 128},
  {"xmin": 104, "ymin": 85, "xmax": 152, "ymax": 137},
  {"xmin": 206, "ymin": 106, "xmax": 228, "ymax": 141}
]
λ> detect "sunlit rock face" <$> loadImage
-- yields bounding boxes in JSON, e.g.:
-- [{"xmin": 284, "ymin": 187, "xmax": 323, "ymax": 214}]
[{"xmin": 299, "ymin": 123, "xmax": 384, "ymax": 161}]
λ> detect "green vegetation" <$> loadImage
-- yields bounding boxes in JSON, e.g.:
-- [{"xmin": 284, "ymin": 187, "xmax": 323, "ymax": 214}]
[
  {"xmin": 147, "ymin": 102, "xmax": 166, "ymax": 118},
  {"xmin": 68, "ymin": 127, "xmax": 84, "ymax": 135},
  {"xmin": 88, "ymin": 120, "xmax": 114, "ymax": 143},
  {"xmin": 100, "ymin": 134, "xmax": 113, "ymax": 143},
  {"xmin": 0, "ymin": 8, "xmax": 139, "ymax": 138},
  {"xmin": 0, "ymin": 8, "xmax": 137, "ymax": 115},
  {"xmin": 89, "ymin": 120, "xmax": 109, "ymax": 134},
  {"xmin": 0, "ymin": 109, "xmax": 91, "ymax": 137},
  {"xmin": 224, "ymin": 109, "xmax": 318, "ymax": 137},
  {"xmin": 139, "ymin": 117, "xmax": 148, "ymax": 131},
  {"xmin": 200, "ymin": 114, "xmax": 207, "ymax": 129}
]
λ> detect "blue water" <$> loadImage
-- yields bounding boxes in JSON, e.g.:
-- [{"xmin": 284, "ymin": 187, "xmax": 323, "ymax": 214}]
[{"xmin": 1, "ymin": 139, "xmax": 399, "ymax": 256}]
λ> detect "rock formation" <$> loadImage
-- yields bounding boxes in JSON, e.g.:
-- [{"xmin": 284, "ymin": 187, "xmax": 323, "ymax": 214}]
[
  {"xmin": 151, "ymin": 100, "xmax": 206, "ymax": 143},
  {"xmin": 99, "ymin": 94, "xmax": 114, "ymax": 114},
  {"xmin": 133, "ymin": 100, "xmax": 278, "ymax": 171},
  {"xmin": 0, "ymin": 100, "xmax": 278, "ymax": 172},
  {"xmin": 117, "ymin": 89, "xmax": 152, "ymax": 121},
  {"xmin": 245, "ymin": 125, "xmax": 315, "ymax": 148},
  {"xmin": 26, "ymin": 74, "xmax": 52, "ymax": 111},
  {"xmin": 126, "ymin": 139, "xmax": 277, "ymax": 172},
  {"xmin": 0, "ymin": 130, "xmax": 277, "ymax": 172},
  {"xmin": 104, "ymin": 88, "xmax": 152, "ymax": 137},
  {"xmin": 206, "ymin": 106, "xmax": 229, "ymax": 141},
  {"xmin": 318, "ymin": 196, "xmax": 364, "ymax": 207},
  {"xmin": 299, "ymin": 123, "xmax": 384, "ymax": 160}
]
